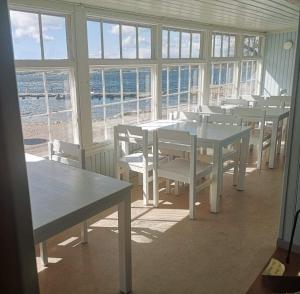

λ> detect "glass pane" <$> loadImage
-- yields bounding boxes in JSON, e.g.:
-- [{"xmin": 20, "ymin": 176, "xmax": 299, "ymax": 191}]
[
  {"xmin": 46, "ymin": 71, "xmax": 71, "ymax": 112},
  {"xmin": 123, "ymin": 101, "xmax": 137, "ymax": 124},
  {"xmin": 180, "ymin": 66, "xmax": 189, "ymax": 92},
  {"xmin": 247, "ymin": 61, "xmax": 252, "ymax": 80},
  {"xmin": 181, "ymin": 32, "xmax": 190, "ymax": 58},
  {"xmin": 17, "ymin": 72, "xmax": 46, "ymax": 116},
  {"xmin": 138, "ymin": 27, "xmax": 151, "ymax": 59},
  {"xmin": 104, "ymin": 70, "xmax": 121, "ymax": 103},
  {"xmin": 10, "ymin": 10, "xmax": 41, "ymax": 60},
  {"xmin": 180, "ymin": 93, "xmax": 188, "ymax": 105},
  {"xmin": 42, "ymin": 15, "xmax": 68, "ymax": 59},
  {"xmin": 241, "ymin": 62, "xmax": 247, "ymax": 82},
  {"xmin": 228, "ymin": 63, "xmax": 234, "ymax": 83},
  {"xmin": 122, "ymin": 25, "xmax": 136, "ymax": 59},
  {"xmin": 139, "ymin": 99, "xmax": 152, "ymax": 122},
  {"xmin": 169, "ymin": 94, "xmax": 178, "ymax": 107},
  {"xmin": 190, "ymin": 66, "xmax": 199, "ymax": 94},
  {"xmin": 103, "ymin": 22, "xmax": 120, "ymax": 59},
  {"xmin": 87, "ymin": 21, "xmax": 102, "ymax": 58},
  {"xmin": 169, "ymin": 67, "xmax": 179, "ymax": 94},
  {"xmin": 162, "ymin": 30, "xmax": 168, "ymax": 58},
  {"xmin": 212, "ymin": 64, "xmax": 220, "ymax": 85},
  {"xmin": 243, "ymin": 37, "xmax": 249, "ymax": 56},
  {"xmin": 90, "ymin": 70, "xmax": 103, "ymax": 106},
  {"xmin": 222, "ymin": 35, "xmax": 229, "ymax": 57},
  {"xmin": 191, "ymin": 33, "xmax": 200, "ymax": 58},
  {"xmin": 221, "ymin": 63, "xmax": 227, "ymax": 84},
  {"xmin": 139, "ymin": 68, "xmax": 151, "ymax": 98},
  {"xmin": 22, "ymin": 115, "xmax": 49, "ymax": 156},
  {"xmin": 123, "ymin": 69, "xmax": 137, "ymax": 101},
  {"xmin": 229, "ymin": 35, "xmax": 236, "ymax": 57},
  {"xmin": 169, "ymin": 31, "xmax": 180, "ymax": 58},
  {"xmin": 162, "ymin": 68, "xmax": 168, "ymax": 95},
  {"xmin": 105, "ymin": 103, "xmax": 122, "ymax": 140},
  {"xmin": 50, "ymin": 111, "xmax": 73, "ymax": 143},
  {"xmin": 92, "ymin": 106, "xmax": 104, "ymax": 142},
  {"xmin": 214, "ymin": 34, "xmax": 222, "ymax": 57},
  {"xmin": 254, "ymin": 36, "xmax": 260, "ymax": 56}
]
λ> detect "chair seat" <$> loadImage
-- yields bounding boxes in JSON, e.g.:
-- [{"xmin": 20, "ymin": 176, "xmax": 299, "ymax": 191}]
[
  {"xmin": 119, "ymin": 152, "xmax": 165, "ymax": 171},
  {"xmin": 158, "ymin": 158, "xmax": 212, "ymax": 183}
]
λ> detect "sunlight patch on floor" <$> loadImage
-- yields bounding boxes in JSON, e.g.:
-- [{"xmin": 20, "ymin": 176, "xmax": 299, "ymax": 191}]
[
  {"xmin": 36, "ymin": 257, "xmax": 62, "ymax": 273},
  {"xmin": 90, "ymin": 200, "xmax": 189, "ymax": 243}
]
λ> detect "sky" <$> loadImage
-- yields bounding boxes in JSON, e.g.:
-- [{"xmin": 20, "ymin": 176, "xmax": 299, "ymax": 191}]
[{"xmin": 10, "ymin": 10, "xmax": 68, "ymax": 60}]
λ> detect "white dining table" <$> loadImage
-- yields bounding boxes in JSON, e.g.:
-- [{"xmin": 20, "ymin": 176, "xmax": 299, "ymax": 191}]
[
  {"xmin": 221, "ymin": 106, "xmax": 290, "ymax": 168},
  {"xmin": 139, "ymin": 120, "xmax": 251, "ymax": 213},
  {"xmin": 26, "ymin": 154, "xmax": 132, "ymax": 293}
]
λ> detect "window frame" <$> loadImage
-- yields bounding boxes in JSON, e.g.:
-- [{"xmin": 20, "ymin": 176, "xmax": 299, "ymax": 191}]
[
  {"xmin": 211, "ymin": 32, "xmax": 237, "ymax": 59},
  {"xmin": 10, "ymin": 8, "xmax": 71, "ymax": 63},
  {"xmin": 161, "ymin": 27, "xmax": 203, "ymax": 60},
  {"xmin": 242, "ymin": 35, "xmax": 261, "ymax": 57},
  {"xmin": 87, "ymin": 18, "xmax": 154, "ymax": 61}
]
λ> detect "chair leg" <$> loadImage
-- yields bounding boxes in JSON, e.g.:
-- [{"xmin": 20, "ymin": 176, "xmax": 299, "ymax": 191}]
[
  {"xmin": 138, "ymin": 173, "xmax": 143, "ymax": 186},
  {"xmin": 233, "ymin": 143, "xmax": 240, "ymax": 186},
  {"xmin": 142, "ymin": 171, "xmax": 149, "ymax": 206},
  {"xmin": 123, "ymin": 169, "xmax": 130, "ymax": 182},
  {"xmin": 189, "ymin": 183, "xmax": 195, "ymax": 220},
  {"xmin": 39, "ymin": 242, "xmax": 48, "ymax": 266},
  {"xmin": 166, "ymin": 179, "xmax": 170, "ymax": 193},
  {"xmin": 153, "ymin": 173, "xmax": 158, "ymax": 208},
  {"xmin": 81, "ymin": 221, "xmax": 88, "ymax": 244},
  {"xmin": 174, "ymin": 181, "xmax": 179, "ymax": 195}
]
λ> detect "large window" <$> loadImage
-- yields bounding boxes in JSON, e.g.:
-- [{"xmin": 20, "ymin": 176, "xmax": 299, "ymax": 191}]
[
  {"xmin": 211, "ymin": 33, "xmax": 236, "ymax": 58},
  {"xmin": 209, "ymin": 62, "xmax": 236, "ymax": 105},
  {"xmin": 16, "ymin": 71, "xmax": 74, "ymax": 156},
  {"xmin": 239, "ymin": 60, "xmax": 259, "ymax": 95},
  {"xmin": 162, "ymin": 28, "xmax": 202, "ymax": 59},
  {"xmin": 162, "ymin": 65, "xmax": 203, "ymax": 117},
  {"xmin": 87, "ymin": 20, "xmax": 152, "ymax": 59},
  {"xmin": 10, "ymin": 10, "xmax": 68, "ymax": 60},
  {"xmin": 90, "ymin": 67, "xmax": 152, "ymax": 142},
  {"xmin": 243, "ymin": 36, "xmax": 260, "ymax": 57}
]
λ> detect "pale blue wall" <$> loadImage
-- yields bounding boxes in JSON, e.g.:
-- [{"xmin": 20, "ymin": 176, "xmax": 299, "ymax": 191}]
[{"xmin": 263, "ymin": 31, "xmax": 297, "ymax": 96}]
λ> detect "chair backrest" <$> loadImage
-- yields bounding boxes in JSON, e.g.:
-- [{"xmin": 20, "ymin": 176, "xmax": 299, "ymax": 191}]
[
  {"xmin": 198, "ymin": 105, "xmax": 224, "ymax": 114},
  {"xmin": 223, "ymin": 98, "xmax": 249, "ymax": 107},
  {"xmin": 269, "ymin": 95, "xmax": 291, "ymax": 108},
  {"xmin": 48, "ymin": 139, "xmax": 85, "ymax": 169},
  {"xmin": 114, "ymin": 124, "xmax": 149, "ymax": 162},
  {"xmin": 153, "ymin": 129, "xmax": 197, "ymax": 177},
  {"xmin": 206, "ymin": 113, "xmax": 242, "ymax": 126},
  {"xmin": 233, "ymin": 107, "xmax": 266, "ymax": 125},
  {"xmin": 169, "ymin": 111, "xmax": 202, "ymax": 123}
]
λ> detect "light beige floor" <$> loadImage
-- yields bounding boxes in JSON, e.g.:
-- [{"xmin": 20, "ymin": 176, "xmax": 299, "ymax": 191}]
[{"xmin": 37, "ymin": 151, "xmax": 284, "ymax": 294}]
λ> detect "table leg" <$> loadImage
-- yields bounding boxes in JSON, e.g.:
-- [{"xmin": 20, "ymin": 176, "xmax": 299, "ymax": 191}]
[
  {"xmin": 118, "ymin": 193, "xmax": 132, "ymax": 294},
  {"xmin": 39, "ymin": 242, "xmax": 48, "ymax": 266},
  {"xmin": 210, "ymin": 143, "xmax": 222, "ymax": 213},
  {"xmin": 269, "ymin": 119, "xmax": 279, "ymax": 168},
  {"xmin": 237, "ymin": 134, "xmax": 249, "ymax": 191}
]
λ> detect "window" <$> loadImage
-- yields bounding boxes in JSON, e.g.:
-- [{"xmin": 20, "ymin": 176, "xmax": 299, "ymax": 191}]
[
  {"xmin": 162, "ymin": 65, "xmax": 203, "ymax": 117},
  {"xmin": 239, "ymin": 60, "xmax": 259, "ymax": 95},
  {"xmin": 243, "ymin": 36, "xmax": 260, "ymax": 57},
  {"xmin": 10, "ymin": 10, "xmax": 68, "ymax": 60},
  {"xmin": 16, "ymin": 70, "xmax": 74, "ymax": 156},
  {"xmin": 90, "ymin": 67, "xmax": 152, "ymax": 142},
  {"xmin": 211, "ymin": 33, "xmax": 236, "ymax": 58},
  {"xmin": 87, "ymin": 20, "xmax": 152, "ymax": 59},
  {"xmin": 162, "ymin": 28, "xmax": 201, "ymax": 59},
  {"xmin": 210, "ymin": 62, "xmax": 235, "ymax": 105}
]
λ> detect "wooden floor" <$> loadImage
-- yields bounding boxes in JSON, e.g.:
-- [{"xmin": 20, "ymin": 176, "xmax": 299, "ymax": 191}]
[{"xmin": 37, "ymin": 150, "xmax": 285, "ymax": 294}]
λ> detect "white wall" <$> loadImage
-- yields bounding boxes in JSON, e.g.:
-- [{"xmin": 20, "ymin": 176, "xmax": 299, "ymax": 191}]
[{"xmin": 262, "ymin": 31, "xmax": 297, "ymax": 96}]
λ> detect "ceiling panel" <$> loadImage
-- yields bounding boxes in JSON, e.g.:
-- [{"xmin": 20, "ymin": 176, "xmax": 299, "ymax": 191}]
[{"xmin": 62, "ymin": 0, "xmax": 299, "ymax": 32}]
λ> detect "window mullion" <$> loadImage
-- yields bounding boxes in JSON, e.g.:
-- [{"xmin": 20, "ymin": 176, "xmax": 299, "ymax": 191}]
[
  {"xmin": 136, "ymin": 26, "xmax": 139, "ymax": 59},
  {"xmin": 119, "ymin": 24, "xmax": 122, "ymax": 59},
  {"xmin": 136, "ymin": 68, "xmax": 140, "ymax": 123},
  {"xmin": 100, "ymin": 21, "xmax": 104, "ymax": 59},
  {"xmin": 188, "ymin": 65, "xmax": 191, "ymax": 111},
  {"xmin": 102, "ymin": 69, "xmax": 107, "ymax": 140},
  {"xmin": 120, "ymin": 69, "xmax": 124, "ymax": 123},
  {"xmin": 38, "ymin": 14, "xmax": 45, "ymax": 60},
  {"xmin": 178, "ymin": 66, "xmax": 181, "ymax": 112}
]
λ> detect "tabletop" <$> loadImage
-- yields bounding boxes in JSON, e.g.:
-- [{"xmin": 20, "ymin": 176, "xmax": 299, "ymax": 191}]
[
  {"xmin": 143, "ymin": 120, "xmax": 251, "ymax": 144},
  {"xmin": 26, "ymin": 154, "xmax": 132, "ymax": 243}
]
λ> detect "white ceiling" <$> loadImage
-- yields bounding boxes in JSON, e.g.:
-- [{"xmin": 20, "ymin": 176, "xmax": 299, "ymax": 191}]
[{"xmin": 63, "ymin": 0, "xmax": 299, "ymax": 32}]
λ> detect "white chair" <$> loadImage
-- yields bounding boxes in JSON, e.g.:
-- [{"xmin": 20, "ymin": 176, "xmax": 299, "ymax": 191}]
[
  {"xmin": 202, "ymin": 114, "xmax": 242, "ymax": 194},
  {"xmin": 41, "ymin": 140, "xmax": 87, "ymax": 266},
  {"xmin": 152, "ymin": 129, "xmax": 212, "ymax": 219},
  {"xmin": 198, "ymin": 105, "xmax": 224, "ymax": 114},
  {"xmin": 269, "ymin": 95, "xmax": 291, "ymax": 109},
  {"xmin": 168, "ymin": 111, "xmax": 202, "ymax": 123},
  {"xmin": 233, "ymin": 108, "xmax": 271, "ymax": 170},
  {"xmin": 222, "ymin": 98, "xmax": 249, "ymax": 107},
  {"xmin": 114, "ymin": 124, "xmax": 163, "ymax": 206}
]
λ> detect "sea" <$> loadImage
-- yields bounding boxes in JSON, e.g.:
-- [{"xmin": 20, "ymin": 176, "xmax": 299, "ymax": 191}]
[{"xmin": 17, "ymin": 66, "xmax": 211, "ymax": 121}]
